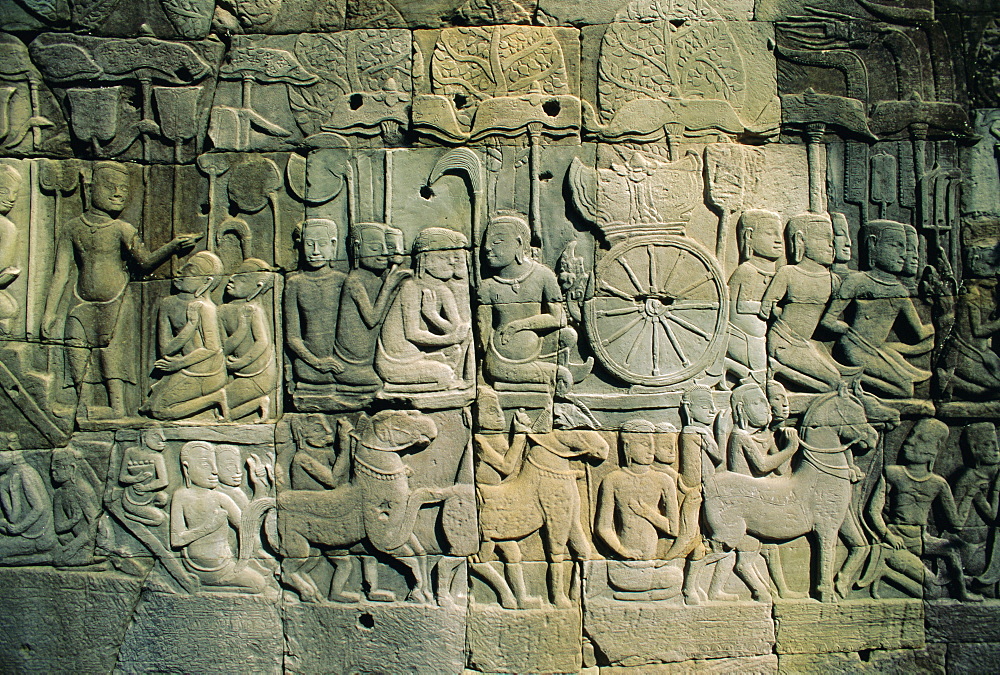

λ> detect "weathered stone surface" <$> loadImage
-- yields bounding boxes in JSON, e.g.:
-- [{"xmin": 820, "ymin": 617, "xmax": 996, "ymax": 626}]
[
  {"xmin": 926, "ymin": 600, "xmax": 1000, "ymax": 644},
  {"xmin": 947, "ymin": 642, "xmax": 1000, "ymax": 674},
  {"xmin": 284, "ymin": 600, "xmax": 467, "ymax": 673},
  {"xmin": 774, "ymin": 600, "xmax": 925, "ymax": 654},
  {"xmin": 0, "ymin": 566, "xmax": 143, "ymax": 672},
  {"xmin": 778, "ymin": 645, "xmax": 946, "ymax": 674},
  {"xmin": 116, "ymin": 590, "xmax": 284, "ymax": 673},
  {"xmin": 468, "ymin": 603, "xmax": 583, "ymax": 673},
  {"xmin": 597, "ymin": 655, "xmax": 778, "ymax": 674},
  {"xmin": 585, "ymin": 597, "xmax": 775, "ymax": 666}
]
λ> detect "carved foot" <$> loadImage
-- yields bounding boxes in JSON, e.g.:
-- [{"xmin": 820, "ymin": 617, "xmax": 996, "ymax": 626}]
[
  {"xmin": 328, "ymin": 591, "xmax": 361, "ymax": 604},
  {"xmin": 367, "ymin": 589, "xmax": 397, "ymax": 602}
]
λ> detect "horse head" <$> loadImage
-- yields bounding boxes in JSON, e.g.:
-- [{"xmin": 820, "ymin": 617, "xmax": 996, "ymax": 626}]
[
  {"xmin": 800, "ymin": 385, "xmax": 879, "ymax": 455},
  {"xmin": 528, "ymin": 429, "xmax": 610, "ymax": 463},
  {"xmin": 353, "ymin": 410, "xmax": 438, "ymax": 456}
]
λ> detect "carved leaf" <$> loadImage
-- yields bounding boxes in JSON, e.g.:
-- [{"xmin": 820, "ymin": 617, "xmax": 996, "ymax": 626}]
[
  {"xmin": 160, "ymin": 0, "xmax": 214, "ymax": 38},
  {"xmin": 432, "ymin": 26, "xmax": 570, "ymax": 101},
  {"xmin": 71, "ymin": 0, "xmax": 123, "ymax": 30},
  {"xmin": 346, "ymin": 0, "xmax": 405, "ymax": 29},
  {"xmin": 235, "ymin": 0, "xmax": 282, "ymax": 29},
  {"xmin": 598, "ymin": 10, "xmax": 746, "ymax": 121}
]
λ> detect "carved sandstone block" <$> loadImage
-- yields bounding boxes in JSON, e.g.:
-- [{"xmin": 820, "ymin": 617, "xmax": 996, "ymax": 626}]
[{"xmin": 773, "ymin": 599, "xmax": 924, "ymax": 654}]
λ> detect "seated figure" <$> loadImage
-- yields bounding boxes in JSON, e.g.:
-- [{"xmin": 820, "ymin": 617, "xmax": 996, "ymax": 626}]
[
  {"xmin": 821, "ymin": 220, "xmax": 934, "ymax": 399},
  {"xmin": 145, "ymin": 251, "xmax": 228, "ymax": 421},
  {"xmin": 170, "ymin": 440, "xmax": 272, "ymax": 594},
  {"xmin": 759, "ymin": 212, "xmax": 857, "ymax": 392},
  {"xmin": 0, "ymin": 434, "xmax": 55, "ymax": 563},
  {"xmin": 595, "ymin": 419, "xmax": 683, "ymax": 601}
]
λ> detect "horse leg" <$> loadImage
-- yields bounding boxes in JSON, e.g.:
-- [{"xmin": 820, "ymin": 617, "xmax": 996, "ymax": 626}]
[
  {"xmin": 397, "ymin": 537, "xmax": 432, "ymax": 604},
  {"xmin": 279, "ymin": 528, "xmax": 323, "ymax": 603},
  {"xmin": 326, "ymin": 554, "xmax": 360, "ymax": 603},
  {"xmin": 540, "ymin": 489, "xmax": 576, "ymax": 609},
  {"xmin": 763, "ymin": 543, "xmax": 807, "ymax": 599},
  {"xmin": 732, "ymin": 537, "xmax": 772, "ymax": 603},
  {"xmin": 435, "ymin": 556, "xmax": 464, "ymax": 608},
  {"xmin": 834, "ymin": 513, "xmax": 870, "ymax": 599},
  {"xmin": 472, "ymin": 540, "xmax": 519, "ymax": 609},
  {"xmin": 498, "ymin": 540, "xmax": 541, "ymax": 609},
  {"xmin": 814, "ymin": 527, "xmax": 838, "ymax": 603},
  {"xmin": 706, "ymin": 550, "xmax": 738, "ymax": 601},
  {"xmin": 363, "ymin": 556, "xmax": 396, "ymax": 602}
]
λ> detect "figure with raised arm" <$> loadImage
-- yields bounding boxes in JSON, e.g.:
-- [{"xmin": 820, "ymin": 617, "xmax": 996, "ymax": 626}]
[{"xmin": 42, "ymin": 162, "xmax": 200, "ymax": 419}]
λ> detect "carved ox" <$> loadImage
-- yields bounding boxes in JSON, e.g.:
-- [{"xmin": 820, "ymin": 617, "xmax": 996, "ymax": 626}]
[
  {"xmin": 703, "ymin": 386, "xmax": 879, "ymax": 603},
  {"xmin": 270, "ymin": 410, "xmax": 459, "ymax": 604}
]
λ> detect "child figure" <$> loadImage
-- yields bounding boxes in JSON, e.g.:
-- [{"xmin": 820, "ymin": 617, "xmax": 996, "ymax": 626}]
[
  {"xmin": 145, "ymin": 251, "xmax": 228, "ymax": 421},
  {"xmin": 220, "ymin": 258, "xmax": 277, "ymax": 421},
  {"xmin": 119, "ymin": 428, "xmax": 170, "ymax": 526}
]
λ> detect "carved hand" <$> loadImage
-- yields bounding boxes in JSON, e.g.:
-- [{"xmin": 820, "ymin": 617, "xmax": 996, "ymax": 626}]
[
  {"xmin": 886, "ymin": 531, "xmax": 906, "ymax": 550},
  {"xmin": 172, "ymin": 233, "xmax": 204, "ymax": 250},
  {"xmin": 315, "ymin": 356, "xmax": 344, "ymax": 374}
]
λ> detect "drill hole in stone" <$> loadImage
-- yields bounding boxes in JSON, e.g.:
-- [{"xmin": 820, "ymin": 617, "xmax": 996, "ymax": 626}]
[
  {"xmin": 453, "ymin": 93, "xmax": 469, "ymax": 109},
  {"xmin": 357, "ymin": 612, "xmax": 375, "ymax": 629},
  {"xmin": 542, "ymin": 99, "xmax": 561, "ymax": 117},
  {"xmin": 539, "ymin": 171, "xmax": 554, "ymax": 181},
  {"xmin": 349, "ymin": 93, "xmax": 364, "ymax": 110},
  {"xmin": 420, "ymin": 185, "xmax": 435, "ymax": 200}
]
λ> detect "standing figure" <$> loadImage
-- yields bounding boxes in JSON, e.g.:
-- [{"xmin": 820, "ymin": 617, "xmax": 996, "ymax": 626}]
[
  {"xmin": 760, "ymin": 212, "xmax": 855, "ymax": 392},
  {"xmin": 145, "ymin": 251, "xmax": 229, "ymax": 421},
  {"xmin": 284, "ymin": 219, "xmax": 347, "ymax": 406},
  {"xmin": 953, "ymin": 423, "xmax": 1000, "ymax": 585},
  {"xmin": 118, "ymin": 427, "xmax": 170, "ymax": 526},
  {"xmin": 821, "ymin": 220, "xmax": 934, "ymax": 399},
  {"xmin": 377, "ymin": 227, "xmax": 472, "ymax": 392},
  {"xmin": 170, "ymin": 441, "xmax": 271, "ymax": 594},
  {"xmin": 51, "ymin": 447, "xmax": 100, "ymax": 566},
  {"xmin": 220, "ymin": 258, "xmax": 277, "ymax": 421},
  {"xmin": 0, "ymin": 164, "xmax": 22, "ymax": 335},
  {"xmin": 726, "ymin": 210, "xmax": 784, "ymax": 385},
  {"xmin": 866, "ymin": 419, "xmax": 981, "ymax": 601},
  {"xmin": 0, "ymin": 434, "xmax": 55, "ymax": 563},
  {"xmin": 42, "ymin": 162, "xmax": 200, "ymax": 419},
  {"xmin": 595, "ymin": 419, "xmax": 683, "ymax": 601},
  {"xmin": 330, "ymin": 222, "xmax": 410, "ymax": 389}
]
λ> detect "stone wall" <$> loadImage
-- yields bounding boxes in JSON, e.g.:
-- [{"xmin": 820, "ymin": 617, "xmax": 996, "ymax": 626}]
[{"xmin": 0, "ymin": 0, "xmax": 997, "ymax": 672}]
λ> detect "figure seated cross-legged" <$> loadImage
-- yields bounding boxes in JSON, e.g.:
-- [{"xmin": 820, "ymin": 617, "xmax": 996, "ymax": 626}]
[
  {"xmin": 726, "ymin": 210, "xmax": 784, "ymax": 386},
  {"xmin": 220, "ymin": 258, "xmax": 278, "ymax": 421},
  {"xmin": 144, "ymin": 251, "xmax": 229, "ymax": 421},
  {"xmin": 170, "ymin": 441, "xmax": 273, "ymax": 595},
  {"xmin": 595, "ymin": 419, "xmax": 683, "ymax": 601},
  {"xmin": 51, "ymin": 447, "xmax": 101, "ymax": 566},
  {"xmin": 865, "ymin": 419, "xmax": 981, "ymax": 601},
  {"xmin": 376, "ymin": 227, "xmax": 473, "ymax": 394},
  {"xmin": 0, "ymin": 434, "xmax": 55, "ymax": 564},
  {"xmin": 821, "ymin": 220, "xmax": 934, "ymax": 399},
  {"xmin": 759, "ymin": 212, "xmax": 859, "ymax": 392},
  {"xmin": 477, "ymin": 213, "xmax": 581, "ymax": 398}
]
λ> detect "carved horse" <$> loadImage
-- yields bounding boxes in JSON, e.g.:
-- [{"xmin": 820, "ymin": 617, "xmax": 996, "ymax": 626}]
[
  {"xmin": 473, "ymin": 426, "xmax": 609, "ymax": 608},
  {"xmin": 269, "ymin": 410, "xmax": 459, "ymax": 604},
  {"xmin": 703, "ymin": 386, "xmax": 879, "ymax": 602}
]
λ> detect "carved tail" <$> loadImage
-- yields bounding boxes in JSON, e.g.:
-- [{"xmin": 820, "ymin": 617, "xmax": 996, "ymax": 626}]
[{"xmin": 240, "ymin": 497, "xmax": 276, "ymax": 562}]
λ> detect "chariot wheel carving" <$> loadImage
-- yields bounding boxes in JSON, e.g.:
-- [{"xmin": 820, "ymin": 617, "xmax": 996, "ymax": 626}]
[{"xmin": 585, "ymin": 235, "xmax": 728, "ymax": 386}]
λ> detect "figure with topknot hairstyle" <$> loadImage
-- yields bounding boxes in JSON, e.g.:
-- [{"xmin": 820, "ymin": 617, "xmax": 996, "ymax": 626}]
[{"xmin": 144, "ymin": 251, "xmax": 228, "ymax": 421}]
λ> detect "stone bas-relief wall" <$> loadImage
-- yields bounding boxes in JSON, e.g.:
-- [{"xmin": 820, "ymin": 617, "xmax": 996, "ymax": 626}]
[{"xmin": 0, "ymin": 0, "xmax": 998, "ymax": 672}]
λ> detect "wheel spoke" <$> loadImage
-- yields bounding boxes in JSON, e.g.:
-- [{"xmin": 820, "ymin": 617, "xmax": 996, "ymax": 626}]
[
  {"xmin": 670, "ymin": 301, "xmax": 720, "ymax": 311},
  {"xmin": 667, "ymin": 313, "xmax": 711, "ymax": 340},
  {"xmin": 596, "ymin": 305, "xmax": 641, "ymax": 317},
  {"xmin": 618, "ymin": 256, "xmax": 647, "ymax": 294},
  {"xmin": 648, "ymin": 245, "xmax": 658, "ymax": 294},
  {"xmin": 601, "ymin": 315, "xmax": 643, "ymax": 346},
  {"xmin": 657, "ymin": 316, "xmax": 689, "ymax": 367},
  {"xmin": 624, "ymin": 318, "xmax": 649, "ymax": 366},
  {"xmin": 672, "ymin": 275, "xmax": 711, "ymax": 298},
  {"xmin": 658, "ymin": 247, "xmax": 681, "ymax": 295},
  {"xmin": 651, "ymin": 315, "xmax": 660, "ymax": 375},
  {"xmin": 600, "ymin": 281, "xmax": 637, "ymax": 302}
]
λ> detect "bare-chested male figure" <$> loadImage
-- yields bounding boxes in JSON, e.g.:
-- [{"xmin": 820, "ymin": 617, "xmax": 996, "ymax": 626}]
[{"xmin": 42, "ymin": 162, "xmax": 200, "ymax": 419}]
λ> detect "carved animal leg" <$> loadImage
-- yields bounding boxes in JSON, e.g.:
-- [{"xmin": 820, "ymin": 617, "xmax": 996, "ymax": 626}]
[
  {"xmin": 363, "ymin": 556, "xmax": 396, "ymax": 602},
  {"xmin": 435, "ymin": 557, "xmax": 464, "ymax": 608},
  {"xmin": 734, "ymin": 548, "xmax": 772, "ymax": 603},
  {"xmin": 326, "ymin": 555, "xmax": 360, "ymax": 603},
  {"xmin": 548, "ymin": 558, "xmax": 573, "ymax": 609},
  {"xmin": 706, "ymin": 550, "xmax": 738, "ymax": 601},
  {"xmin": 282, "ymin": 555, "xmax": 323, "ymax": 603},
  {"xmin": 834, "ymin": 515, "xmax": 870, "ymax": 598},
  {"xmin": 815, "ymin": 529, "xmax": 838, "ymax": 603},
  {"xmin": 498, "ymin": 540, "xmax": 540, "ymax": 609},
  {"xmin": 471, "ymin": 540, "xmax": 518, "ymax": 609},
  {"xmin": 762, "ymin": 544, "xmax": 807, "ymax": 599}
]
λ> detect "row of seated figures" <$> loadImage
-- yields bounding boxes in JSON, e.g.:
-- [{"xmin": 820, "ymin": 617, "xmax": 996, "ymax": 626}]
[
  {"xmin": 284, "ymin": 218, "xmax": 475, "ymax": 412},
  {"xmin": 725, "ymin": 208, "xmax": 935, "ymax": 406}
]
